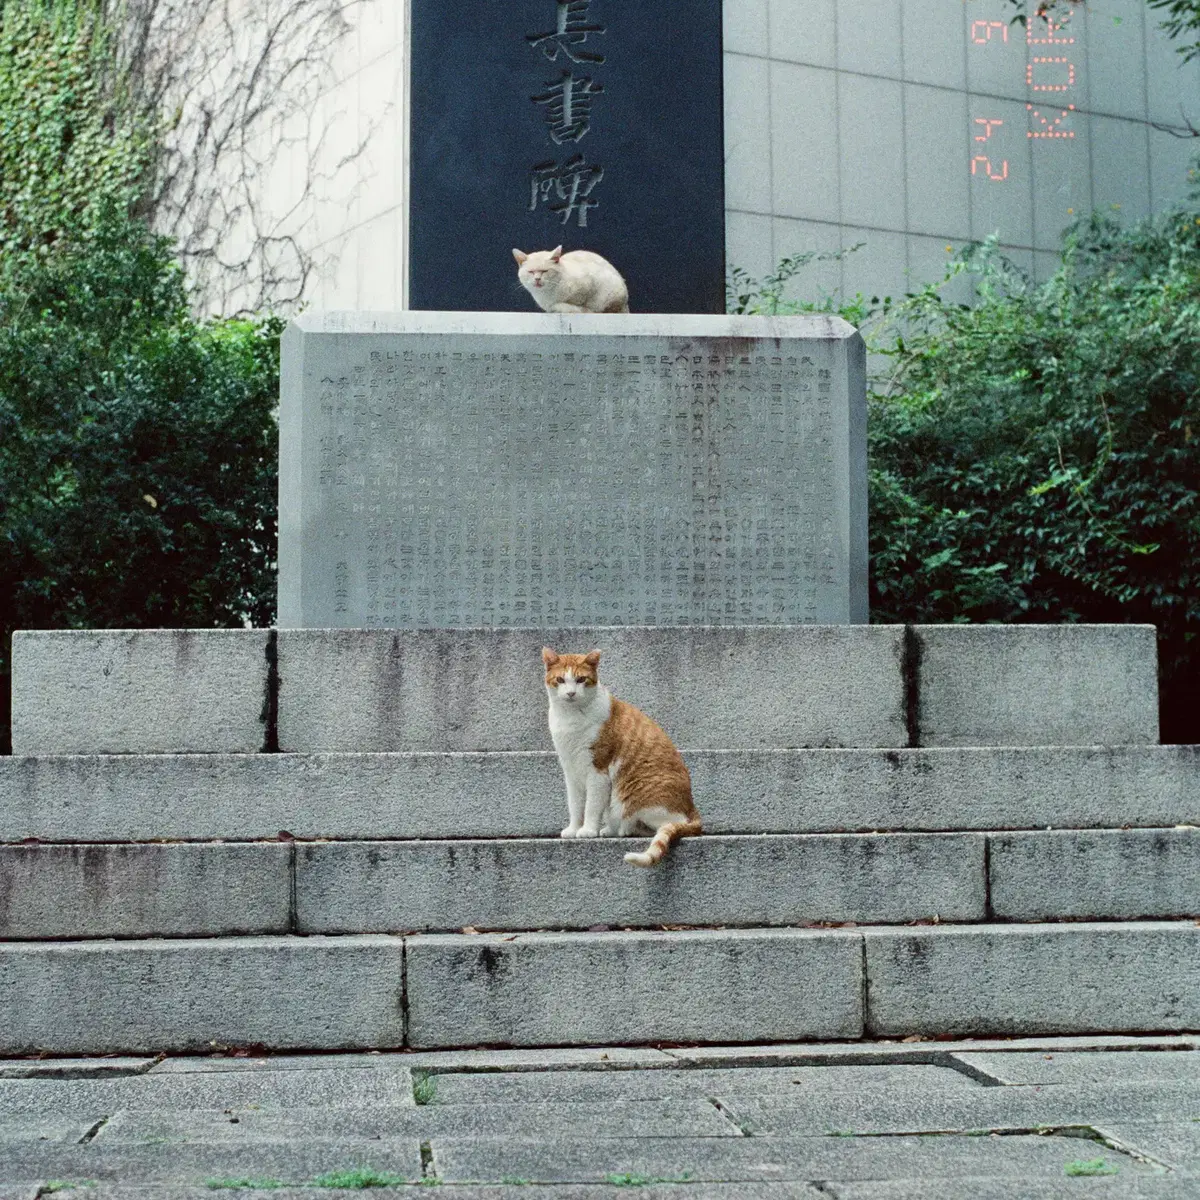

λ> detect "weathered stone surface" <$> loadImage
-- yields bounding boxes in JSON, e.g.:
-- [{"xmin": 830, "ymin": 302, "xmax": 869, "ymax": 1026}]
[
  {"xmin": 666, "ymin": 1034, "xmax": 1200, "ymax": 1069},
  {"xmin": 952, "ymin": 1049, "xmax": 1200, "ymax": 1086},
  {"xmin": 0, "ymin": 1139, "xmax": 422, "ymax": 1187},
  {"xmin": 96, "ymin": 1099, "xmax": 737, "ymax": 1144},
  {"xmin": 430, "ymin": 1133, "xmax": 1149, "ymax": 1184},
  {"xmin": 406, "ymin": 928, "xmax": 863, "ymax": 1048},
  {"xmin": 0, "ymin": 1114, "xmax": 103, "ymax": 1143},
  {"xmin": 864, "ymin": 922, "xmax": 1200, "ymax": 1037},
  {"xmin": 0, "ymin": 937, "xmax": 405, "ymax": 1056},
  {"xmin": 989, "ymin": 829, "xmax": 1200, "ymax": 921},
  {"xmin": 1095, "ymin": 1120, "xmax": 1200, "ymax": 1171},
  {"xmin": 6, "ymin": 745, "xmax": 1196, "ymax": 843},
  {"xmin": 33, "ymin": 1188, "xmax": 823, "ymax": 1200},
  {"xmin": 279, "ymin": 313, "xmax": 867, "ymax": 629},
  {"xmin": 826, "ymin": 1180, "xmax": 1193, "ymax": 1199},
  {"xmin": 426, "ymin": 1065, "xmax": 982, "ymax": 1106},
  {"xmin": 275, "ymin": 626, "xmax": 904, "ymax": 753},
  {"xmin": 296, "ymin": 833, "xmax": 984, "ymax": 933},
  {"xmin": 914, "ymin": 624, "xmax": 1159, "ymax": 747},
  {"xmin": 0, "ymin": 1067, "xmax": 414, "ymax": 1116},
  {"xmin": 10, "ymin": 630, "xmax": 270, "ymax": 755},
  {"xmin": 0, "ymin": 1058, "xmax": 157, "ymax": 1079},
  {"xmin": 0, "ymin": 844, "xmax": 290, "ymax": 939},
  {"xmin": 148, "ymin": 1047, "xmax": 674, "ymax": 1073},
  {"xmin": 717, "ymin": 1080, "xmax": 1200, "ymax": 1136},
  {"xmin": 0, "ymin": 751, "xmax": 557, "ymax": 842},
  {"xmin": 78, "ymin": 1190, "xmax": 823, "ymax": 1200}
]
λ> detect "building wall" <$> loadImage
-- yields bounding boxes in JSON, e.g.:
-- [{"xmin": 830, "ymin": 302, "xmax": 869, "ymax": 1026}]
[{"xmin": 292, "ymin": 0, "xmax": 1199, "ymax": 313}]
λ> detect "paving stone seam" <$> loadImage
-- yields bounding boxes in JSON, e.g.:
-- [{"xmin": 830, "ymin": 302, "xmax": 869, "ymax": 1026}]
[{"xmin": 1091, "ymin": 1122, "xmax": 1180, "ymax": 1174}]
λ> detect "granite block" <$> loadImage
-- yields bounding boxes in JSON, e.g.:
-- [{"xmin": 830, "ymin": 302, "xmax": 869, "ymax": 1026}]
[
  {"xmin": 989, "ymin": 828, "xmax": 1200, "ymax": 920},
  {"xmin": 10, "ymin": 630, "xmax": 270, "ymax": 755},
  {"xmin": 0, "ymin": 843, "xmax": 290, "ymax": 939},
  {"xmin": 0, "ymin": 1066, "xmax": 415, "ymax": 1116},
  {"xmin": 430, "ymin": 1132, "xmax": 1148, "ymax": 1184},
  {"xmin": 275, "ymin": 626, "xmax": 906, "ymax": 752},
  {"xmin": 951, "ymin": 1049, "xmax": 1200, "ymax": 1087},
  {"xmin": 914, "ymin": 625, "xmax": 1159, "ymax": 747},
  {"xmin": 0, "ymin": 937, "xmax": 405, "ymax": 1056},
  {"xmin": 405, "ymin": 928, "xmax": 864, "ymax": 1048},
  {"xmin": 296, "ymin": 833, "xmax": 984, "ymax": 933},
  {"xmin": 279, "ymin": 312, "xmax": 868, "ymax": 629},
  {"xmin": 4, "ymin": 745, "xmax": 1196, "ymax": 843},
  {"xmin": 865, "ymin": 922, "xmax": 1200, "ymax": 1037}
]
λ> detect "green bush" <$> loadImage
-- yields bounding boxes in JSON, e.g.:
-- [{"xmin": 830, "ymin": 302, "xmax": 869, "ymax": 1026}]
[
  {"xmin": 0, "ymin": 205, "xmax": 280, "ymax": 743},
  {"xmin": 870, "ymin": 213, "xmax": 1200, "ymax": 741}
]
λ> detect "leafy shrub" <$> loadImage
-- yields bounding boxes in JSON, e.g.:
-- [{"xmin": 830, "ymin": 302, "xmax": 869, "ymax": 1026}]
[
  {"xmin": 870, "ymin": 213, "xmax": 1200, "ymax": 741},
  {"xmin": 0, "ymin": 204, "xmax": 280, "ymax": 747}
]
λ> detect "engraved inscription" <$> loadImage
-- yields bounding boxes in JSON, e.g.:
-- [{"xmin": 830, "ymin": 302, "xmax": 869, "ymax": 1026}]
[
  {"xmin": 307, "ymin": 332, "xmax": 846, "ymax": 628},
  {"xmin": 526, "ymin": 0, "xmax": 607, "ymax": 222}
]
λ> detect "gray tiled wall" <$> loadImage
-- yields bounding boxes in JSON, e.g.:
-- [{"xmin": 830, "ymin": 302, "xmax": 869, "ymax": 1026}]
[{"xmin": 724, "ymin": 0, "xmax": 1200, "ymax": 302}]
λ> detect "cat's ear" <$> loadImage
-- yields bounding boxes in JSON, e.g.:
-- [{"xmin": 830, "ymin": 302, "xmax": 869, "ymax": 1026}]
[
  {"xmin": 583, "ymin": 649, "xmax": 601, "ymax": 668},
  {"xmin": 542, "ymin": 646, "xmax": 560, "ymax": 666},
  {"xmin": 549, "ymin": 245, "xmax": 563, "ymax": 262},
  {"xmin": 512, "ymin": 248, "xmax": 528, "ymax": 264}
]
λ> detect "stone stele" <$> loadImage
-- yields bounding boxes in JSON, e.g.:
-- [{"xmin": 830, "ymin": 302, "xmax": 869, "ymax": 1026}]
[{"xmin": 279, "ymin": 312, "xmax": 867, "ymax": 628}]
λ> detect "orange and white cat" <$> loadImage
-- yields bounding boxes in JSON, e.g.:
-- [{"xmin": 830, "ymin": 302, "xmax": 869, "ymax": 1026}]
[
  {"xmin": 513, "ymin": 246, "xmax": 630, "ymax": 313},
  {"xmin": 542, "ymin": 647, "xmax": 701, "ymax": 867}
]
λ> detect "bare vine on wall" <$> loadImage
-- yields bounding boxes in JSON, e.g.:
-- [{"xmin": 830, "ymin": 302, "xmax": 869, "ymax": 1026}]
[{"xmin": 114, "ymin": 0, "xmax": 381, "ymax": 314}]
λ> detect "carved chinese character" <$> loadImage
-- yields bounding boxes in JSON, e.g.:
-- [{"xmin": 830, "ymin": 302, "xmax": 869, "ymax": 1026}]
[
  {"xmin": 532, "ymin": 71, "xmax": 604, "ymax": 143},
  {"xmin": 528, "ymin": 0, "xmax": 605, "ymax": 64},
  {"xmin": 529, "ymin": 155, "xmax": 603, "ymax": 226}
]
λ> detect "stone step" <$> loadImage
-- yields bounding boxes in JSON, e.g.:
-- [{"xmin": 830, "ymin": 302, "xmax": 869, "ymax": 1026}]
[
  {"xmin": 0, "ymin": 832, "xmax": 979, "ymax": 938},
  {"xmin": 11, "ymin": 624, "xmax": 1158, "ymax": 754},
  {"xmin": 1, "ymin": 923, "xmax": 1197, "ymax": 1054},
  {"xmin": 4, "ymin": 828, "xmax": 1198, "ymax": 940},
  {"xmin": 2, "ymin": 744, "xmax": 1194, "ymax": 843}
]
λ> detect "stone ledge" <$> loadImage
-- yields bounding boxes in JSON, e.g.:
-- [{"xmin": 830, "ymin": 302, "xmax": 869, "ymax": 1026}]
[
  {"xmin": 11, "ymin": 630, "xmax": 271, "ymax": 756},
  {"xmin": 9, "ymin": 624, "xmax": 1161, "ymax": 755},
  {"xmin": 296, "ymin": 833, "xmax": 985, "ymax": 933},
  {"xmin": 988, "ymin": 828, "xmax": 1200, "ymax": 921},
  {"xmin": 864, "ymin": 921, "xmax": 1200, "ymax": 1038},
  {"xmin": 0, "ymin": 936, "xmax": 405, "ymax": 1056},
  {"xmin": 3, "ymin": 745, "xmax": 1194, "ymax": 842},
  {"xmin": 0, "ymin": 843, "xmax": 291, "ymax": 940},
  {"xmin": 405, "ymin": 927, "xmax": 865, "ymax": 1048}
]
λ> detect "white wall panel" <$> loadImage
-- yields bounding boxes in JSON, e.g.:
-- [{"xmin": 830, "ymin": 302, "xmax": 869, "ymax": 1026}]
[{"xmin": 226, "ymin": 0, "xmax": 1192, "ymax": 312}]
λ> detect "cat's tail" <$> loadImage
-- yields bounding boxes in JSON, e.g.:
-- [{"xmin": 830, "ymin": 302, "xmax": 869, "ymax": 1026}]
[{"xmin": 624, "ymin": 818, "xmax": 702, "ymax": 868}]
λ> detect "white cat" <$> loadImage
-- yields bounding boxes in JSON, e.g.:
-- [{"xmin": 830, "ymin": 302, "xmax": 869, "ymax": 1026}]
[{"xmin": 512, "ymin": 246, "xmax": 630, "ymax": 314}]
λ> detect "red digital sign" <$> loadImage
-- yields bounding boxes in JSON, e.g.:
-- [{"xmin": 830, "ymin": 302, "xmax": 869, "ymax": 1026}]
[{"xmin": 971, "ymin": 7, "xmax": 1078, "ymax": 183}]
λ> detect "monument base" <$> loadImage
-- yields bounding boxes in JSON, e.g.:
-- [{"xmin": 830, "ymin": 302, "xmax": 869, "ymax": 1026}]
[{"xmin": 279, "ymin": 312, "xmax": 867, "ymax": 629}]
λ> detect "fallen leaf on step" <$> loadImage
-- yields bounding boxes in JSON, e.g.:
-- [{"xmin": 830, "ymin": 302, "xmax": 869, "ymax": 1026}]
[
  {"xmin": 902, "ymin": 1035, "xmax": 926, "ymax": 1043},
  {"xmin": 461, "ymin": 926, "xmax": 480, "ymax": 935}
]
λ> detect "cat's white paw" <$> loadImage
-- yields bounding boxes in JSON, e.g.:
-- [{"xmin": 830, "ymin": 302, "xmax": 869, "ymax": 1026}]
[
  {"xmin": 560, "ymin": 826, "xmax": 581, "ymax": 839},
  {"xmin": 575, "ymin": 827, "xmax": 600, "ymax": 839}
]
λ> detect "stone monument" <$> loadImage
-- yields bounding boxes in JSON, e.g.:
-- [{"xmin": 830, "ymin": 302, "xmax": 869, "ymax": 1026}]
[
  {"xmin": 407, "ymin": 0, "xmax": 725, "ymax": 313},
  {"xmin": 278, "ymin": 311, "xmax": 867, "ymax": 628}
]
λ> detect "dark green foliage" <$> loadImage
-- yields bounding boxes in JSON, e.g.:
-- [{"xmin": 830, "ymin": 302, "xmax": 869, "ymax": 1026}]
[
  {"xmin": 870, "ymin": 213, "xmax": 1200, "ymax": 740},
  {"xmin": 0, "ymin": 0, "xmax": 155, "ymax": 257},
  {"xmin": 0, "ymin": 204, "xmax": 280, "ymax": 696}
]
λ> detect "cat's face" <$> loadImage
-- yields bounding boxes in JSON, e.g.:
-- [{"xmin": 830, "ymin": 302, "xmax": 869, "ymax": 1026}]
[
  {"xmin": 513, "ymin": 246, "xmax": 564, "ymax": 296},
  {"xmin": 542, "ymin": 646, "xmax": 600, "ymax": 705}
]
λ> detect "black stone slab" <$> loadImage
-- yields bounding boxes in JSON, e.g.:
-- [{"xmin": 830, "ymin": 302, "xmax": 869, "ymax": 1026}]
[{"xmin": 409, "ymin": 0, "xmax": 724, "ymax": 313}]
